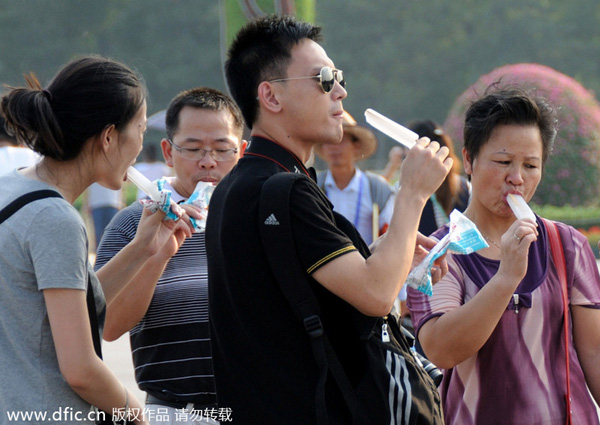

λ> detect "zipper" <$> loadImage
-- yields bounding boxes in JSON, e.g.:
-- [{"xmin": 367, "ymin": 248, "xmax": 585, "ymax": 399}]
[
  {"xmin": 513, "ymin": 293, "xmax": 520, "ymax": 314},
  {"xmin": 381, "ymin": 317, "xmax": 390, "ymax": 342}
]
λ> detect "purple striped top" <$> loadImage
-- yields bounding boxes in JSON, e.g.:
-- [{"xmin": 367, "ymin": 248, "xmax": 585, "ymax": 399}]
[{"xmin": 408, "ymin": 218, "xmax": 600, "ymax": 424}]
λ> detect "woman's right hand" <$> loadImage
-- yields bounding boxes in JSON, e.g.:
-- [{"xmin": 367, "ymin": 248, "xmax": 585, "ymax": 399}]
[
  {"xmin": 133, "ymin": 205, "xmax": 197, "ymax": 259},
  {"xmin": 497, "ymin": 218, "xmax": 538, "ymax": 286},
  {"xmin": 152, "ymin": 204, "xmax": 204, "ymax": 261}
]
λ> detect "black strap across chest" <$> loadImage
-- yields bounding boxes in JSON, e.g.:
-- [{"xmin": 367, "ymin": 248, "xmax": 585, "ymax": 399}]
[{"xmin": 0, "ymin": 190, "xmax": 62, "ymax": 225}]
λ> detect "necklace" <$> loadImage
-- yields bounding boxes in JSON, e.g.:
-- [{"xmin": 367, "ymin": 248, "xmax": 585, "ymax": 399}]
[
  {"xmin": 482, "ymin": 233, "xmax": 501, "ymax": 249},
  {"xmin": 463, "ymin": 210, "xmax": 501, "ymax": 250}
]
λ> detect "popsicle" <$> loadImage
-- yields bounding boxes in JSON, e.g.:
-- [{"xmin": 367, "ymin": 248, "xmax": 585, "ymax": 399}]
[
  {"xmin": 364, "ymin": 108, "xmax": 418, "ymax": 149},
  {"xmin": 126, "ymin": 166, "xmax": 163, "ymax": 201},
  {"xmin": 506, "ymin": 193, "xmax": 536, "ymax": 221}
]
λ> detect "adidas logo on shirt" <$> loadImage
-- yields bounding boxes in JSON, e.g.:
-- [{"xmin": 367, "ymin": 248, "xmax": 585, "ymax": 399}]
[{"xmin": 264, "ymin": 214, "xmax": 280, "ymax": 225}]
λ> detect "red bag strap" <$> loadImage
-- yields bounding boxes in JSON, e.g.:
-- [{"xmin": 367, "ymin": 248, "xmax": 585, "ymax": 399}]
[{"xmin": 542, "ymin": 218, "xmax": 572, "ymax": 424}]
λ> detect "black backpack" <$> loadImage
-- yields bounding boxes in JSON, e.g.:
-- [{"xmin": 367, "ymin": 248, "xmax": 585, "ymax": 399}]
[{"xmin": 258, "ymin": 172, "xmax": 443, "ymax": 425}]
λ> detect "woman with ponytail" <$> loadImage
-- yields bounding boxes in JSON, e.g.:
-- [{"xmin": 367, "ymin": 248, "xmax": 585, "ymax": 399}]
[{"xmin": 0, "ymin": 56, "xmax": 196, "ymax": 424}]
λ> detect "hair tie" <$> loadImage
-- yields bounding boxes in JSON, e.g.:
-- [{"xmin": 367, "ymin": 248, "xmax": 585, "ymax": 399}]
[{"xmin": 42, "ymin": 89, "xmax": 53, "ymax": 102}]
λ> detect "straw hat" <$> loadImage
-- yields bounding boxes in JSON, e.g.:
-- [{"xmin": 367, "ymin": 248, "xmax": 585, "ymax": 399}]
[{"xmin": 315, "ymin": 111, "xmax": 378, "ymax": 160}]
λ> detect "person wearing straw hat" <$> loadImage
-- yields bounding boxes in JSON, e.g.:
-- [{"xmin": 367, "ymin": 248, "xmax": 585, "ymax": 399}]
[{"xmin": 316, "ymin": 111, "xmax": 395, "ymax": 245}]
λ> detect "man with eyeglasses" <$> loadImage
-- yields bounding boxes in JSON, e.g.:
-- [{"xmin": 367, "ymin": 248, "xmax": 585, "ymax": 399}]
[
  {"xmin": 206, "ymin": 15, "xmax": 452, "ymax": 424},
  {"xmin": 95, "ymin": 87, "xmax": 246, "ymax": 425}
]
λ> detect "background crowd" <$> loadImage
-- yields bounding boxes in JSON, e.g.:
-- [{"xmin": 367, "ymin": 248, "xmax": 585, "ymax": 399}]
[{"xmin": 2, "ymin": 5, "xmax": 600, "ymax": 425}]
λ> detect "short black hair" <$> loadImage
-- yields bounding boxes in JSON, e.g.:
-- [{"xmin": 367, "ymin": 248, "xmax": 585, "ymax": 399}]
[
  {"xmin": 464, "ymin": 84, "xmax": 557, "ymax": 168},
  {"xmin": 225, "ymin": 14, "xmax": 322, "ymax": 128},
  {"xmin": 165, "ymin": 87, "xmax": 244, "ymax": 142}
]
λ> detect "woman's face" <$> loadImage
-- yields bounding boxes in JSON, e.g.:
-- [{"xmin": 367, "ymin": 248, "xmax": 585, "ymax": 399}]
[
  {"xmin": 463, "ymin": 124, "xmax": 543, "ymax": 219},
  {"xmin": 102, "ymin": 100, "xmax": 147, "ymax": 189}
]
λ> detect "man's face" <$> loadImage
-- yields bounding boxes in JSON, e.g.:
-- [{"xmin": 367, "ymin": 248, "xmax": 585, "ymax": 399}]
[
  {"xmin": 274, "ymin": 39, "xmax": 347, "ymax": 147},
  {"xmin": 161, "ymin": 106, "xmax": 245, "ymax": 198}
]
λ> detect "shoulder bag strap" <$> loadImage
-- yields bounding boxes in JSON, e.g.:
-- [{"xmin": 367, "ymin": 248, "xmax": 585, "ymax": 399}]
[
  {"xmin": 87, "ymin": 275, "xmax": 103, "ymax": 359},
  {"xmin": 0, "ymin": 190, "xmax": 62, "ymax": 225},
  {"xmin": 259, "ymin": 172, "xmax": 358, "ymax": 425},
  {"xmin": 542, "ymin": 218, "xmax": 572, "ymax": 425},
  {"xmin": 0, "ymin": 190, "xmax": 103, "ymax": 360}
]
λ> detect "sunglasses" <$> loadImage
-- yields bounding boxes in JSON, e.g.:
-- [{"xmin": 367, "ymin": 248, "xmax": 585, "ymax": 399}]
[{"xmin": 269, "ymin": 66, "xmax": 345, "ymax": 93}]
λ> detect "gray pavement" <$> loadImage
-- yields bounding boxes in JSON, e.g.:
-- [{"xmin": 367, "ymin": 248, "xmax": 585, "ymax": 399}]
[{"xmin": 103, "ymin": 334, "xmax": 146, "ymax": 404}]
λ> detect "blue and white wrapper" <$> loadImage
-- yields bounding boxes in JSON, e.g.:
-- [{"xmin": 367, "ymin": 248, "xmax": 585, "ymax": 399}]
[
  {"xmin": 182, "ymin": 181, "xmax": 214, "ymax": 232},
  {"xmin": 139, "ymin": 178, "xmax": 182, "ymax": 221},
  {"xmin": 406, "ymin": 210, "xmax": 488, "ymax": 296},
  {"xmin": 138, "ymin": 178, "xmax": 214, "ymax": 232}
]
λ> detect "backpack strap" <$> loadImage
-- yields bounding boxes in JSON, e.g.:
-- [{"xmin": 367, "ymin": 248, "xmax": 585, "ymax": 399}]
[
  {"xmin": 0, "ymin": 190, "xmax": 62, "ymax": 225},
  {"xmin": 259, "ymin": 172, "xmax": 358, "ymax": 425}
]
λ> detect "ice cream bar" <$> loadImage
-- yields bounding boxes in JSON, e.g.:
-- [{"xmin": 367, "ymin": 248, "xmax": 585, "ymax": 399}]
[
  {"xmin": 364, "ymin": 108, "xmax": 418, "ymax": 149},
  {"xmin": 127, "ymin": 166, "xmax": 162, "ymax": 201},
  {"xmin": 506, "ymin": 193, "xmax": 536, "ymax": 221}
]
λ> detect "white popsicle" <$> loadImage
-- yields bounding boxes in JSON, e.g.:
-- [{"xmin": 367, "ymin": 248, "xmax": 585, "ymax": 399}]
[
  {"xmin": 364, "ymin": 108, "xmax": 418, "ymax": 149},
  {"xmin": 126, "ymin": 166, "xmax": 162, "ymax": 202},
  {"xmin": 506, "ymin": 193, "xmax": 536, "ymax": 221}
]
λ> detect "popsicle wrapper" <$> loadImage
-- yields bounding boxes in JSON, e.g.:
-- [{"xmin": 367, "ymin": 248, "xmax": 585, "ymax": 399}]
[
  {"xmin": 182, "ymin": 181, "xmax": 214, "ymax": 232},
  {"xmin": 139, "ymin": 178, "xmax": 182, "ymax": 221},
  {"xmin": 138, "ymin": 178, "xmax": 214, "ymax": 231},
  {"xmin": 406, "ymin": 210, "xmax": 488, "ymax": 296}
]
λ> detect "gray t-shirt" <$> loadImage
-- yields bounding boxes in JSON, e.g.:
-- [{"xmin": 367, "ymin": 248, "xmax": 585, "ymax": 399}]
[{"xmin": 0, "ymin": 170, "xmax": 105, "ymax": 424}]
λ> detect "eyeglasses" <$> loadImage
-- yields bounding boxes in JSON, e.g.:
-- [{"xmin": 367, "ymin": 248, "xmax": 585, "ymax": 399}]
[
  {"xmin": 167, "ymin": 139, "xmax": 238, "ymax": 162},
  {"xmin": 269, "ymin": 66, "xmax": 345, "ymax": 93}
]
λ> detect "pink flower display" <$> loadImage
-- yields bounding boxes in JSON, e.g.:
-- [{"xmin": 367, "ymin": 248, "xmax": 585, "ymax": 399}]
[{"xmin": 444, "ymin": 63, "xmax": 600, "ymax": 206}]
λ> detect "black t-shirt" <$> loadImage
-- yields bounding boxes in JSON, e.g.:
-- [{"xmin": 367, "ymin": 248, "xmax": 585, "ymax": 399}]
[{"xmin": 206, "ymin": 137, "xmax": 375, "ymax": 424}]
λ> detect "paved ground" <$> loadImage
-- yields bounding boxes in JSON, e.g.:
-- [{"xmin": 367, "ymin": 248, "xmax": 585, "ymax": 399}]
[{"xmin": 103, "ymin": 334, "xmax": 146, "ymax": 404}]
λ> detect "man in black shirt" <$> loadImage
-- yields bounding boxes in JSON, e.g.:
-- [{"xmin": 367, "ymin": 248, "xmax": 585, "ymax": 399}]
[{"xmin": 206, "ymin": 15, "xmax": 452, "ymax": 424}]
